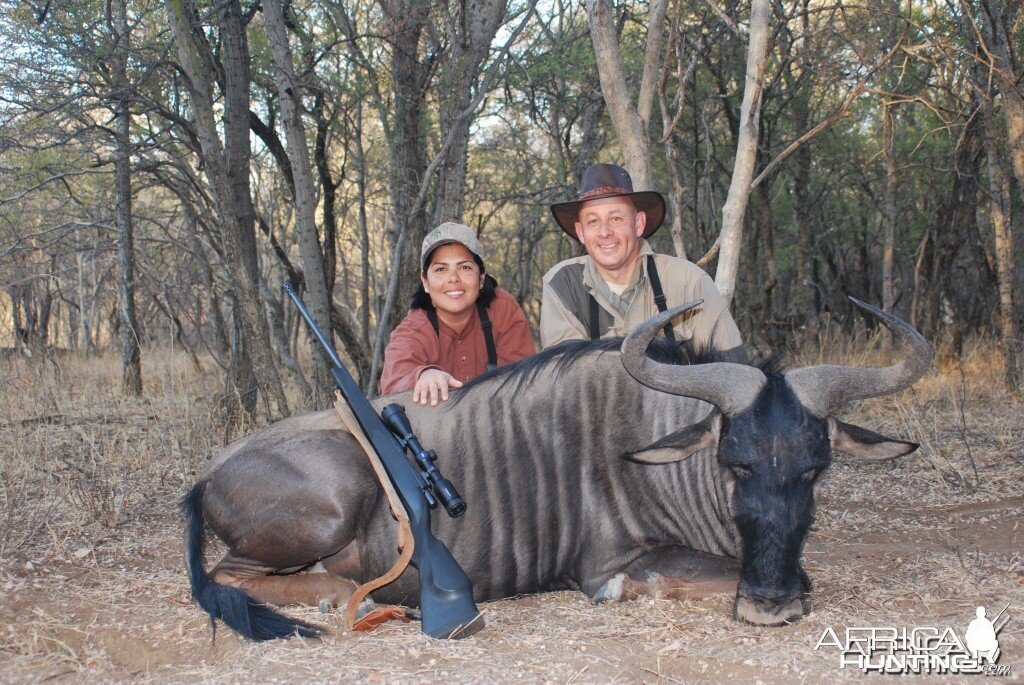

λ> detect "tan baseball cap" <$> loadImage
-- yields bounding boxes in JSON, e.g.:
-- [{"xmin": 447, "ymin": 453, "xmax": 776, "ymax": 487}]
[{"xmin": 420, "ymin": 222, "xmax": 484, "ymax": 271}]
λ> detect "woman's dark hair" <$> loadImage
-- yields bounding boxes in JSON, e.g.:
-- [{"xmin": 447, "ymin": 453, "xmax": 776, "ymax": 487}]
[{"xmin": 412, "ymin": 249, "xmax": 497, "ymax": 311}]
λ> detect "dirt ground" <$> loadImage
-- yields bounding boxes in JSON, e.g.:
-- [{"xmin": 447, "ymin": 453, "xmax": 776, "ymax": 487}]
[{"xmin": 1, "ymin": 341, "xmax": 1022, "ymax": 683}]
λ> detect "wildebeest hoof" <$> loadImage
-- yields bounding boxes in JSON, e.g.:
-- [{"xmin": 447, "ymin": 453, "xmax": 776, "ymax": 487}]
[
  {"xmin": 593, "ymin": 573, "xmax": 626, "ymax": 604},
  {"xmin": 355, "ymin": 599, "xmax": 378, "ymax": 620},
  {"xmin": 319, "ymin": 599, "xmax": 332, "ymax": 614},
  {"xmin": 733, "ymin": 594, "xmax": 808, "ymax": 626}
]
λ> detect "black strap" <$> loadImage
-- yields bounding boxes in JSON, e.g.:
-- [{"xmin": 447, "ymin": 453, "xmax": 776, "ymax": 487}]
[
  {"xmin": 588, "ymin": 294, "xmax": 600, "ymax": 340},
  {"xmin": 477, "ymin": 302, "xmax": 498, "ymax": 371},
  {"xmin": 646, "ymin": 255, "xmax": 677, "ymax": 344},
  {"xmin": 426, "ymin": 305, "xmax": 497, "ymax": 371}
]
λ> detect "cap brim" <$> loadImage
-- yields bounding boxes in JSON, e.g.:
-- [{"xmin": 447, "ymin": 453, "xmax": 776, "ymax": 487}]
[
  {"xmin": 421, "ymin": 238, "xmax": 485, "ymax": 271},
  {"xmin": 550, "ymin": 191, "xmax": 666, "ymax": 241}
]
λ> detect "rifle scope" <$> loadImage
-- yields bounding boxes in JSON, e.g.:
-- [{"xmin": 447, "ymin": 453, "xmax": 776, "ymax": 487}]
[{"xmin": 381, "ymin": 404, "xmax": 466, "ymax": 518}]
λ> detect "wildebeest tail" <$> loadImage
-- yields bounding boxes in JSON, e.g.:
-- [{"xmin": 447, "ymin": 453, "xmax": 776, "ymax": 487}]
[{"xmin": 180, "ymin": 483, "xmax": 322, "ymax": 640}]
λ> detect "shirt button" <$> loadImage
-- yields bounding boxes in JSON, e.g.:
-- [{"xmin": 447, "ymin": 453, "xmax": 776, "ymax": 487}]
[{"xmin": 460, "ymin": 356, "xmax": 466, "ymax": 361}]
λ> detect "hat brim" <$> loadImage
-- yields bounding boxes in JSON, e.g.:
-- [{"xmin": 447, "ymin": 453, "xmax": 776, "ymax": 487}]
[{"xmin": 550, "ymin": 190, "xmax": 666, "ymax": 241}]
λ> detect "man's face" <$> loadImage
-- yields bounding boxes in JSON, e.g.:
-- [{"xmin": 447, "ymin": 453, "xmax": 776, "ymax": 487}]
[{"xmin": 574, "ymin": 196, "xmax": 647, "ymax": 283}]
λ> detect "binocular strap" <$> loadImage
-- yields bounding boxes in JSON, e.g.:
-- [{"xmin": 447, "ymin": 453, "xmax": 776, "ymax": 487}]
[{"xmin": 333, "ymin": 395, "xmax": 416, "ymax": 632}]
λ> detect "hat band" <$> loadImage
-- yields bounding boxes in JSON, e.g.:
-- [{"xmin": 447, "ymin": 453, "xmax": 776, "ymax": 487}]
[{"xmin": 579, "ymin": 186, "xmax": 632, "ymax": 201}]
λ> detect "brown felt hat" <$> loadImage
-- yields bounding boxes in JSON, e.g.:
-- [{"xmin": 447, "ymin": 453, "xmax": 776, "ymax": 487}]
[{"xmin": 550, "ymin": 163, "xmax": 666, "ymax": 241}]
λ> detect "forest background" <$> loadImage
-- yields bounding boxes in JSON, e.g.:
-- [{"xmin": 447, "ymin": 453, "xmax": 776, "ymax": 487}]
[{"xmin": 1, "ymin": 0, "xmax": 1022, "ymax": 422}]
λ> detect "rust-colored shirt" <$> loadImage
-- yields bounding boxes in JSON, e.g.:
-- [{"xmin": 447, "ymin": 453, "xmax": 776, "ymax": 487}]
[{"xmin": 379, "ymin": 289, "xmax": 536, "ymax": 395}]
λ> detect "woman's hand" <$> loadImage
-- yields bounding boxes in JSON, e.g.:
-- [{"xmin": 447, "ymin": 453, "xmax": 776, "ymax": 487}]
[{"xmin": 412, "ymin": 369, "xmax": 464, "ymax": 406}]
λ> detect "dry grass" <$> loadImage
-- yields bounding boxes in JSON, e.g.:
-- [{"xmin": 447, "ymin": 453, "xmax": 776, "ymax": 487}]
[{"xmin": 0, "ymin": 338, "xmax": 1021, "ymax": 684}]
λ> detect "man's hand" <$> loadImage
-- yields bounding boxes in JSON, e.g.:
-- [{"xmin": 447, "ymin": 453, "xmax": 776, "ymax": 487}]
[{"xmin": 412, "ymin": 369, "xmax": 464, "ymax": 406}]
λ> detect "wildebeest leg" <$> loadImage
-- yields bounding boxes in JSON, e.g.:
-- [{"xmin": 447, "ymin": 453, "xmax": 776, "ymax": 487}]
[
  {"xmin": 594, "ymin": 546, "xmax": 739, "ymax": 603},
  {"xmin": 212, "ymin": 554, "xmax": 359, "ymax": 609},
  {"xmin": 318, "ymin": 540, "xmax": 362, "ymax": 580}
]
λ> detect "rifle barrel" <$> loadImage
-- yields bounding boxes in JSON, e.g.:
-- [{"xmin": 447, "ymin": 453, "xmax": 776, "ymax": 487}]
[{"xmin": 283, "ymin": 283, "xmax": 345, "ymax": 370}]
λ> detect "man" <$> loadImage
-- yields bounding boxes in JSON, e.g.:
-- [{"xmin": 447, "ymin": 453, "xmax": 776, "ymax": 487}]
[{"xmin": 541, "ymin": 163, "xmax": 745, "ymax": 361}]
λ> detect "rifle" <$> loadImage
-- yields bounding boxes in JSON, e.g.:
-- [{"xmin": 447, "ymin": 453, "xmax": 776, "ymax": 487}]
[{"xmin": 284, "ymin": 284, "xmax": 482, "ymax": 639}]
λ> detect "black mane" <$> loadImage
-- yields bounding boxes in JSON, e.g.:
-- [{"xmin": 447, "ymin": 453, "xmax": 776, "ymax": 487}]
[{"xmin": 454, "ymin": 337, "xmax": 784, "ymax": 405}]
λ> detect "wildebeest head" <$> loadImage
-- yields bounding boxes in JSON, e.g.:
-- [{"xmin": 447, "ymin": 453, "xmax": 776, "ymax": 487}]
[{"xmin": 620, "ymin": 297, "xmax": 932, "ymax": 626}]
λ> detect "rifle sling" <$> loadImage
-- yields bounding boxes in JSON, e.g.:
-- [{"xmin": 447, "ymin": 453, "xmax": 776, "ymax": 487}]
[{"xmin": 332, "ymin": 393, "xmax": 414, "ymax": 631}]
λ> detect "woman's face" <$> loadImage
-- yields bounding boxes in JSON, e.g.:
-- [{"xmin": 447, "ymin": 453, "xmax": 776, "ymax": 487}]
[{"xmin": 421, "ymin": 243, "xmax": 483, "ymax": 320}]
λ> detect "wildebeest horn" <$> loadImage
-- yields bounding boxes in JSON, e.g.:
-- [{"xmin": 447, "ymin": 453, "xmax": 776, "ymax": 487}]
[
  {"xmin": 621, "ymin": 302, "xmax": 767, "ymax": 416},
  {"xmin": 784, "ymin": 297, "xmax": 933, "ymax": 418}
]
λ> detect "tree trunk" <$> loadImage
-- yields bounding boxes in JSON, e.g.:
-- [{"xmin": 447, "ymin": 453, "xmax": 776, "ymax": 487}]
[
  {"xmin": 980, "ymin": 0, "xmax": 1024, "ymax": 362},
  {"xmin": 981, "ymin": 99, "xmax": 1022, "ymax": 393},
  {"xmin": 226, "ymin": 303, "xmax": 257, "ymax": 423},
  {"xmin": 755, "ymin": 183, "xmax": 777, "ymax": 341},
  {"xmin": 433, "ymin": 0, "xmax": 509, "ymax": 223},
  {"xmin": 572, "ymin": 89, "xmax": 607, "ymax": 184},
  {"xmin": 928, "ymin": 135, "xmax": 979, "ymax": 340},
  {"xmin": 981, "ymin": 0, "xmax": 1024, "ymax": 198},
  {"xmin": 659, "ymin": 27, "xmax": 700, "ymax": 260},
  {"xmin": 584, "ymin": 0, "xmax": 666, "ymax": 190},
  {"xmin": 185, "ymin": 213, "xmax": 229, "ymax": 358},
  {"xmin": 715, "ymin": 0, "xmax": 771, "ymax": 308},
  {"xmin": 260, "ymin": 277, "xmax": 313, "ymax": 399},
  {"xmin": 111, "ymin": 0, "xmax": 142, "ymax": 395},
  {"xmin": 313, "ymin": 94, "xmax": 338, "ymax": 297},
  {"xmin": 368, "ymin": 0, "xmax": 431, "ymax": 391},
  {"xmin": 881, "ymin": 103, "xmax": 897, "ymax": 314},
  {"xmin": 355, "ymin": 102, "xmax": 372, "ymax": 363},
  {"xmin": 262, "ymin": 0, "xmax": 336, "ymax": 405},
  {"xmin": 790, "ymin": 0, "xmax": 816, "ymax": 326},
  {"xmin": 966, "ymin": 5, "xmax": 1022, "ymax": 393},
  {"xmin": 166, "ymin": 0, "xmax": 289, "ymax": 421},
  {"xmin": 792, "ymin": 153, "xmax": 815, "ymax": 322},
  {"xmin": 218, "ymin": 0, "xmax": 261, "ymax": 419}
]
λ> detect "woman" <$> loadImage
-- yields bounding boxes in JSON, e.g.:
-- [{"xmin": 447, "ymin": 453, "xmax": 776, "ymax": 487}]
[{"xmin": 380, "ymin": 222, "xmax": 536, "ymax": 405}]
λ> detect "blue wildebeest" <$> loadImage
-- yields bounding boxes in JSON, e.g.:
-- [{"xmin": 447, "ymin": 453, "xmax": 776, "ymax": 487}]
[{"xmin": 181, "ymin": 298, "xmax": 931, "ymax": 639}]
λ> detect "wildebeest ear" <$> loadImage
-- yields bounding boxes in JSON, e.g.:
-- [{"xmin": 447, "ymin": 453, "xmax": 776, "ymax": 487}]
[
  {"xmin": 624, "ymin": 412, "xmax": 722, "ymax": 464},
  {"xmin": 827, "ymin": 417, "xmax": 918, "ymax": 461}
]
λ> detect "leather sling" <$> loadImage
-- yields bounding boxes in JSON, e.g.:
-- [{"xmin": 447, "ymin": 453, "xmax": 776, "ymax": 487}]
[{"xmin": 332, "ymin": 394, "xmax": 415, "ymax": 632}]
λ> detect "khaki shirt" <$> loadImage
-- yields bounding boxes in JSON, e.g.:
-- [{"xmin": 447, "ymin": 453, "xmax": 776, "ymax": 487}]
[{"xmin": 540, "ymin": 241, "xmax": 745, "ymax": 359}]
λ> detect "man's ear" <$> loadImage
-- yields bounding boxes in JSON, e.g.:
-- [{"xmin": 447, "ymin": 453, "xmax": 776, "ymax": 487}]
[
  {"xmin": 634, "ymin": 209, "xmax": 647, "ymax": 238},
  {"xmin": 624, "ymin": 411, "xmax": 722, "ymax": 464},
  {"xmin": 574, "ymin": 222, "xmax": 585, "ymax": 242},
  {"xmin": 828, "ymin": 417, "xmax": 918, "ymax": 462}
]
